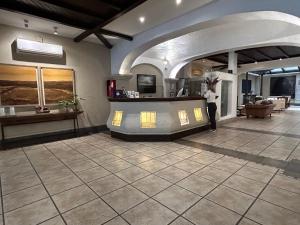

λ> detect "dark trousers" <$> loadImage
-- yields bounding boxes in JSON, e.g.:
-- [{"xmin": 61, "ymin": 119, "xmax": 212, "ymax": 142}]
[{"xmin": 207, "ymin": 103, "xmax": 217, "ymax": 130}]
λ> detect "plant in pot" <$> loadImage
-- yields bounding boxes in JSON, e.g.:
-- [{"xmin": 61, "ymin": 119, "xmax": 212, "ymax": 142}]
[{"xmin": 58, "ymin": 95, "xmax": 83, "ymax": 112}]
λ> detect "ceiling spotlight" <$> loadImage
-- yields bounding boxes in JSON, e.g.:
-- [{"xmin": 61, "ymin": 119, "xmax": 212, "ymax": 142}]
[
  {"xmin": 176, "ymin": 0, "xmax": 182, "ymax": 5},
  {"xmin": 279, "ymin": 58, "xmax": 282, "ymax": 60},
  {"xmin": 24, "ymin": 19, "xmax": 29, "ymax": 28},
  {"xmin": 254, "ymin": 61, "xmax": 258, "ymax": 64},
  {"xmin": 53, "ymin": 27, "xmax": 58, "ymax": 35},
  {"xmin": 139, "ymin": 16, "xmax": 145, "ymax": 23},
  {"xmin": 163, "ymin": 58, "xmax": 168, "ymax": 65}
]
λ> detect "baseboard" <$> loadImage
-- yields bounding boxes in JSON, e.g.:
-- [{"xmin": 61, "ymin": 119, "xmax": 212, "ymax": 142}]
[
  {"xmin": 0, "ymin": 125, "xmax": 108, "ymax": 150},
  {"xmin": 110, "ymin": 125, "xmax": 210, "ymax": 142}
]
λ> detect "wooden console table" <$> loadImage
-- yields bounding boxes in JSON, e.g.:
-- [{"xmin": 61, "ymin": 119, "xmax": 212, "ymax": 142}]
[{"xmin": 0, "ymin": 110, "xmax": 83, "ymax": 141}]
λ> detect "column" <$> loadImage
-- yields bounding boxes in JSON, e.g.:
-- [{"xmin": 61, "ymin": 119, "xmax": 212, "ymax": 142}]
[{"xmin": 228, "ymin": 51, "xmax": 238, "ymax": 116}]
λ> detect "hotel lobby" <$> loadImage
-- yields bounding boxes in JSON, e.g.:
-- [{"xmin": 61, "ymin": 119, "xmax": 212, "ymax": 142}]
[{"xmin": 0, "ymin": 1, "xmax": 300, "ymax": 225}]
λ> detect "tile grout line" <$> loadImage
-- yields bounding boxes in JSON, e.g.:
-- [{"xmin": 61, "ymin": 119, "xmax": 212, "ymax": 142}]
[
  {"xmin": 235, "ymin": 169, "xmax": 280, "ymax": 225},
  {"xmin": 62, "ymin": 139, "xmax": 226, "ymax": 225},
  {"xmin": 166, "ymin": 157, "xmax": 252, "ymax": 225},
  {"xmin": 22, "ymin": 148, "xmax": 68, "ymax": 225},
  {"xmin": 43, "ymin": 144, "xmax": 134, "ymax": 225},
  {"xmin": 0, "ymin": 177, "xmax": 5, "ymax": 225}
]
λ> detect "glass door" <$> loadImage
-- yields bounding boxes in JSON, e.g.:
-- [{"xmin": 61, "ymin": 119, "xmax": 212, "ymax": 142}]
[{"xmin": 221, "ymin": 81, "xmax": 230, "ymax": 117}]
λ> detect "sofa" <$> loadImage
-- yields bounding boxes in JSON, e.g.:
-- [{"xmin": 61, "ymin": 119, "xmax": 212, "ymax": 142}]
[{"xmin": 245, "ymin": 103, "xmax": 275, "ymax": 119}]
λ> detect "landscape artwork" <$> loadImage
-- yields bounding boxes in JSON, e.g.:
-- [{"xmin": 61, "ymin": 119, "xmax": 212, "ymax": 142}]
[
  {"xmin": 42, "ymin": 68, "xmax": 74, "ymax": 104},
  {"xmin": 0, "ymin": 64, "xmax": 38, "ymax": 105}
]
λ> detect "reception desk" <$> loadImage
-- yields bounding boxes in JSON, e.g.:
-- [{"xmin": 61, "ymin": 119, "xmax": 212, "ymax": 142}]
[{"xmin": 107, "ymin": 97, "xmax": 209, "ymax": 141}]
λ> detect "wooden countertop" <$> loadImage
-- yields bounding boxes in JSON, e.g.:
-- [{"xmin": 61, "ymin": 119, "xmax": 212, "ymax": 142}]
[{"xmin": 109, "ymin": 96, "xmax": 206, "ymax": 102}]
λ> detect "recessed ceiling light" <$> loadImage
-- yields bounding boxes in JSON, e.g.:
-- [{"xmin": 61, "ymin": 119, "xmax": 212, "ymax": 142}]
[
  {"xmin": 279, "ymin": 58, "xmax": 282, "ymax": 60},
  {"xmin": 176, "ymin": 0, "xmax": 182, "ymax": 5},
  {"xmin": 53, "ymin": 27, "xmax": 58, "ymax": 35},
  {"xmin": 139, "ymin": 16, "xmax": 145, "ymax": 23}
]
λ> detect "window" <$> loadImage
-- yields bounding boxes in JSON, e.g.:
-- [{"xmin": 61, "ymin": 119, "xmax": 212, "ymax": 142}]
[
  {"xmin": 140, "ymin": 112, "xmax": 156, "ymax": 128},
  {"xmin": 194, "ymin": 108, "xmax": 203, "ymax": 122},
  {"xmin": 178, "ymin": 110, "xmax": 189, "ymax": 126},
  {"xmin": 112, "ymin": 111, "xmax": 123, "ymax": 127}
]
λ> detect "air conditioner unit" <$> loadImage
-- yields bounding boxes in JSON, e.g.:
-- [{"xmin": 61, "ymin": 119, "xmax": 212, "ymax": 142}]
[{"xmin": 15, "ymin": 39, "xmax": 63, "ymax": 57}]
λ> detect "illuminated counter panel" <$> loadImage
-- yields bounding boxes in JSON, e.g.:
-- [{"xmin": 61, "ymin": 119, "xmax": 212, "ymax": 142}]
[{"xmin": 107, "ymin": 97, "xmax": 209, "ymax": 141}]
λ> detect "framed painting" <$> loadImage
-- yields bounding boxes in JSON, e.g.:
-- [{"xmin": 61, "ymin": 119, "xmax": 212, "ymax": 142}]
[
  {"xmin": 0, "ymin": 64, "xmax": 39, "ymax": 106},
  {"xmin": 41, "ymin": 68, "xmax": 75, "ymax": 105}
]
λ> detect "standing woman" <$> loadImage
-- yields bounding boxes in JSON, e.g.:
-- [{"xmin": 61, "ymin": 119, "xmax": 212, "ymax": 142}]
[{"xmin": 204, "ymin": 77, "xmax": 219, "ymax": 131}]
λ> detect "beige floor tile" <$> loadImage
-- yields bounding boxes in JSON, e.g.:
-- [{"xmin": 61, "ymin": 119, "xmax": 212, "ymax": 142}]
[
  {"xmin": 132, "ymin": 175, "xmax": 171, "ymax": 196},
  {"xmin": 115, "ymin": 166, "xmax": 150, "ymax": 183},
  {"xmin": 270, "ymin": 174, "xmax": 300, "ymax": 194},
  {"xmin": 206, "ymin": 185, "xmax": 255, "ymax": 214},
  {"xmin": 155, "ymin": 166, "xmax": 190, "ymax": 183},
  {"xmin": 195, "ymin": 166, "xmax": 232, "ymax": 183},
  {"xmin": 156, "ymin": 154, "xmax": 183, "ymax": 165},
  {"xmin": 246, "ymin": 199, "xmax": 300, "ymax": 225},
  {"xmin": 138, "ymin": 159, "xmax": 168, "ymax": 173},
  {"xmin": 52, "ymin": 185, "xmax": 97, "ymax": 213},
  {"xmin": 239, "ymin": 218, "xmax": 260, "ymax": 225},
  {"xmin": 102, "ymin": 159, "xmax": 133, "ymax": 173},
  {"xmin": 2, "ymin": 174, "xmax": 41, "ymax": 195},
  {"xmin": 154, "ymin": 185, "xmax": 201, "ymax": 214},
  {"xmin": 76, "ymin": 166, "xmax": 111, "ymax": 182},
  {"xmin": 177, "ymin": 175, "xmax": 218, "ymax": 196},
  {"xmin": 122, "ymin": 199, "xmax": 177, "ymax": 225},
  {"xmin": 88, "ymin": 174, "xmax": 127, "ymax": 196},
  {"xmin": 184, "ymin": 199, "xmax": 240, "ymax": 225},
  {"xmin": 124, "ymin": 154, "xmax": 152, "ymax": 165},
  {"xmin": 246, "ymin": 162, "xmax": 278, "ymax": 173},
  {"xmin": 44, "ymin": 175, "xmax": 83, "ymax": 195},
  {"xmin": 103, "ymin": 185, "xmax": 148, "ymax": 213},
  {"xmin": 172, "ymin": 149, "xmax": 197, "ymax": 158},
  {"xmin": 260, "ymin": 185, "xmax": 300, "ymax": 213},
  {"xmin": 3, "ymin": 184, "xmax": 48, "ymax": 212},
  {"xmin": 173, "ymin": 160, "xmax": 205, "ymax": 173},
  {"xmin": 170, "ymin": 217, "xmax": 194, "ymax": 225},
  {"xmin": 104, "ymin": 216, "xmax": 128, "ymax": 225},
  {"xmin": 189, "ymin": 154, "xmax": 219, "ymax": 164},
  {"xmin": 223, "ymin": 175, "xmax": 266, "ymax": 197},
  {"xmin": 63, "ymin": 199, "xmax": 117, "ymax": 225},
  {"xmin": 64, "ymin": 158, "xmax": 98, "ymax": 172},
  {"xmin": 39, "ymin": 216, "xmax": 65, "ymax": 225},
  {"xmin": 5, "ymin": 198, "xmax": 58, "ymax": 225},
  {"xmin": 210, "ymin": 159, "xmax": 243, "ymax": 173},
  {"xmin": 237, "ymin": 166, "xmax": 274, "ymax": 183},
  {"xmin": 92, "ymin": 153, "xmax": 120, "ymax": 164}
]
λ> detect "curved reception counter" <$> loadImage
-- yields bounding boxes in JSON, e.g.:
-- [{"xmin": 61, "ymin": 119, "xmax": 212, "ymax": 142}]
[{"xmin": 107, "ymin": 97, "xmax": 209, "ymax": 141}]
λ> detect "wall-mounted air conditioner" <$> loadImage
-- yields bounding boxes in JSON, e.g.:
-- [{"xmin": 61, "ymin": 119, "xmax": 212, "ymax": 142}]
[{"xmin": 15, "ymin": 39, "xmax": 63, "ymax": 57}]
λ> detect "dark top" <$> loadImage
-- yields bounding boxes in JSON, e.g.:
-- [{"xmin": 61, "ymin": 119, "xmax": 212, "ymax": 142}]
[{"xmin": 108, "ymin": 96, "xmax": 206, "ymax": 102}]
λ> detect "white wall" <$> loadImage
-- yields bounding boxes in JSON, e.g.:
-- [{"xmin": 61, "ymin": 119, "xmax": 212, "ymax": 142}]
[
  {"xmin": 0, "ymin": 25, "xmax": 111, "ymax": 139},
  {"xmin": 116, "ymin": 64, "xmax": 164, "ymax": 98},
  {"xmin": 296, "ymin": 74, "xmax": 300, "ymax": 103}
]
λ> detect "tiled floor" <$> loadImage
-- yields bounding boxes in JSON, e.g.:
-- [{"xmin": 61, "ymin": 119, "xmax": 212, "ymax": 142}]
[{"xmin": 0, "ymin": 110, "xmax": 300, "ymax": 225}]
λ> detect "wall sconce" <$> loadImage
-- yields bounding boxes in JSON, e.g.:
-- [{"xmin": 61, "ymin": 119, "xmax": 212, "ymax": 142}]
[{"xmin": 163, "ymin": 57, "xmax": 168, "ymax": 70}]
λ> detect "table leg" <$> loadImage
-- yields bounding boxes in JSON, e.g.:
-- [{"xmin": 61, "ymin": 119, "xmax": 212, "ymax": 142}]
[{"xmin": 1, "ymin": 124, "xmax": 5, "ymax": 142}]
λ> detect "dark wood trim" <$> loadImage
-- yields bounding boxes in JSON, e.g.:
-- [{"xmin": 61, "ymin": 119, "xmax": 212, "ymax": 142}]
[
  {"xmin": 39, "ymin": 0, "xmax": 105, "ymax": 21},
  {"xmin": 256, "ymin": 49, "xmax": 273, "ymax": 60},
  {"xmin": 110, "ymin": 125, "xmax": 210, "ymax": 142},
  {"xmin": 0, "ymin": 1, "xmax": 92, "ymax": 30},
  {"xmin": 276, "ymin": 46, "xmax": 290, "ymax": 58},
  {"xmin": 73, "ymin": 0, "xmax": 148, "ymax": 42},
  {"xmin": 96, "ymin": 29, "xmax": 133, "ymax": 41},
  {"xmin": 238, "ymin": 52, "xmax": 257, "ymax": 63},
  {"xmin": 95, "ymin": 33, "xmax": 113, "ymax": 49},
  {"xmin": 97, "ymin": 0, "xmax": 122, "ymax": 11},
  {"xmin": 108, "ymin": 96, "xmax": 206, "ymax": 102}
]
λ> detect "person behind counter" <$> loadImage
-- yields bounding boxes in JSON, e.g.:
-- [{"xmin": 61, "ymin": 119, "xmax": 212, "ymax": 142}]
[{"xmin": 204, "ymin": 77, "xmax": 220, "ymax": 132}]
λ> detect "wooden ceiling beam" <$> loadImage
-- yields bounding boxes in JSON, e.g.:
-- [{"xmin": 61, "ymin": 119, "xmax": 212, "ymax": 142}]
[
  {"xmin": 74, "ymin": 0, "xmax": 148, "ymax": 42},
  {"xmin": 97, "ymin": 29, "xmax": 132, "ymax": 41},
  {"xmin": 238, "ymin": 52, "xmax": 257, "ymax": 63},
  {"xmin": 39, "ymin": 0, "xmax": 105, "ymax": 21},
  {"xmin": 96, "ymin": 0, "xmax": 122, "ymax": 11},
  {"xmin": 256, "ymin": 49, "xmax": 273, "ymax": 60},
  {"xmin": 0, "ymin": 1, "xmax": 92, "ymax": 30},
  {"xmin": 277, "ymin": 46, "xmax": 289, "ymax": 58},
  {"xmin": 95, "ymin": 33, "xmax": 113, "ymax": 49}
]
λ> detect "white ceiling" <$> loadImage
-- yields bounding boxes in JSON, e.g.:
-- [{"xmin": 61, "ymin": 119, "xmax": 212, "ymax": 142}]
[
  {"xmin": 104, "ymin": 0, "xmax": 214, "ymax": 35},
  {"xmin": 0, "ymin": 0, "xmax": 214, "ymax": 45}
]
